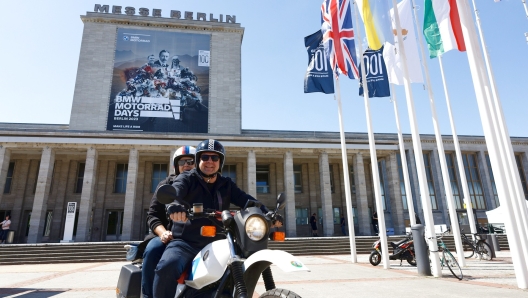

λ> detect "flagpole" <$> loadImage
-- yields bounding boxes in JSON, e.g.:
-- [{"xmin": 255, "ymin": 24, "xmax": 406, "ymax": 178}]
[
  {"xmin": 408, "ymin": 0, "xmax": 466, "ymax": 266},
  {"xmin": 391, "ymin": 0, "xmax": 441, "ymax": 277},
  {"xmin": 389, "ymin": 84, "xmax": 416, "ymax": 227},
  {"xmin": 334, "ymin": 76, "xmax": 358, "ymax": 263},
  {"xmin": 352, "ymin": 0, "xmax": 390, "ymax": 269},
  {"xmin": 472, "ymin": 0, "xmax": 528, "ymax": 265},
  {"xmin": 523, "ymin": 0, "xmax": 528, "ymax": 19},
  {"xmin": 457, "ymin": 0, "xmax": 528, "ymax": 288}
]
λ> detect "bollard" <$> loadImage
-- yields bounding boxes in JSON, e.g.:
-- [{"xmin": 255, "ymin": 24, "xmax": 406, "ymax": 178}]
[
  {"xmin": 484, "ymin": 234, "xmax": 497, "ymax": 259},
  {"xmin": 411, "ymin": 224, "xmax": 432, "ymax": 276},
  {"xmin": 6, "ymin": 230, "xmax": 15, "ymax": 244},
  {"xmin": 489, "ymin": 233, "xmax": 500, "ymax": 251}
]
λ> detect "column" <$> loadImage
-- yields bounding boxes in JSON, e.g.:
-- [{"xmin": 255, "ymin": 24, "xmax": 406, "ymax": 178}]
[
  {"xmin": 50, "ymin": 159, "xmax": 72, "ymax": 241},
  {"xmin": 247, "ymin": 150, "xmax": 256, "ymax": 197},
  {"xmin": 169, "ymin": 148, "xmax": 177, "ymax": 174},
  {"xmin": 431, "ymin": 148, "xmax": 448, "ymax": 221},
  {"xmin": 478, "ymin": 150, "xmax": 497, "ymax": 209},
  {"xmin": 319, "ymin": 151, "xmax": 334, "ymax": 236},
  {"xmin": 76, "ymin": 148, "xmax": 98, "ymax": 242},
  {"xmin": 354, "ymin": 152, "xmax": 370, "ymax": 235},
  {"xmin": 386, "ymin": 152, "xmax": 405, "ymax": 234},
  {"xmin": 0, "ymin": 146, "xmax": 11, "ymax": 206},
  {"xmin": 406, "ymin": 147, "xmax": 424, "ymax": 218},
  {"xmin": 121, "ymin": 148, "xmax": 139, "ymax": 241},
  {"xmin": 27, "ymin": 147, "xmax": 55, "ymax": 243},
  {"xmin": 283, "ymin": 151, "xmax": 296, "ymax": 237}
]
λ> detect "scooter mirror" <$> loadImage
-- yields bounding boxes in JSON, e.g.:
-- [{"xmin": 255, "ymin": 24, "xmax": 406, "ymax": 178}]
[
  {"xmin": 156, "ymin": 184, "xmax": 178, "ymax": 204},
  {"xmin": 276, "ymin": 193, "xmax": 286, "ymax": 211}
]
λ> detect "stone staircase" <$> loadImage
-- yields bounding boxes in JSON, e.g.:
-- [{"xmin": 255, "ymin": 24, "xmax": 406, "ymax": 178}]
[{"xmin": 0, "ymin": 235, "xmax": 509, "ymax": 265}]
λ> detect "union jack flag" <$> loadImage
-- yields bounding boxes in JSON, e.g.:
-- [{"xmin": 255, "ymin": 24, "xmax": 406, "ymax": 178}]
[{"xmin": 321, "ymin": 0, "xmax": 359, "ymax": 79}]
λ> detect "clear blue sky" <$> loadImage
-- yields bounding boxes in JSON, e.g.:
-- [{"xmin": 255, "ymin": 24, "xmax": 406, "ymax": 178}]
[{"xmin": 1, "ymin": 0, "xmax": 527, "ymax": 137}]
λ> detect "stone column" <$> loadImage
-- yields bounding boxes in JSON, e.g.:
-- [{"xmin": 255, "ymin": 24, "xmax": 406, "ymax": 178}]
[
  {"xmin": 122, "ymin": 148, "xmax": 139, "ymax": 241},
  {"xmin": 169, "ymin": 148, "xmax": 177, "ymax": 175},
  {"xmin": 76, "ymin": 148, "xmax": 98, "ymax": 242},
  {"xmin": 247, "ymin": 150, "xmax": 257, "ymax": 197},
  {"xmin": 386, "ymin": 152, "xmax": 405, "ymax": 234},
  {"xmin": 283, "ymin": 151, "xmax": 296, "ymax": 237},
  {"xmin": 406, "ymin": 148, "xmax": 423, "ymax": 218},
  {"xmin": 27, "ymin": 147, "xmax": 55, "ymax": 243},
  {"xmin": 0, "ymin": 146, "xmax": 11, "ymax": 206},
  {"xmin": 354, "ymin": 152, "xmax": 370, "ymax": 235},
  {"xmin": 477, "ymin": 151, "xmax": 495, "ymax": 210},
  {"xmin": 431, "ymin": 149, "xmax": 447, "ymax": 219},
  {"xmin": 319, "ymin": 151, "xmax": 334, "ymax": 236}
]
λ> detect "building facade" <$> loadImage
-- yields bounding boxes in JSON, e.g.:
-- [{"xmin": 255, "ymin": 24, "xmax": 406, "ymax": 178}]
[{"xmin": 1, "ymin": 8, "xmax": 528, "ymax": 244}]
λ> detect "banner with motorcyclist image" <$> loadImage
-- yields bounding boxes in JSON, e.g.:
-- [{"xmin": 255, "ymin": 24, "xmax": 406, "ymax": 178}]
[{"xmin": 107, "ymin": 28, "xmax": 210, "ymax": 132}]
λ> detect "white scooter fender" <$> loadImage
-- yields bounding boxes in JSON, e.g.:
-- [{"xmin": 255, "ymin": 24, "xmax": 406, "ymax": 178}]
[{"xmin": 243, "ymin": 249, "xmax": 310, "ymax": 296}]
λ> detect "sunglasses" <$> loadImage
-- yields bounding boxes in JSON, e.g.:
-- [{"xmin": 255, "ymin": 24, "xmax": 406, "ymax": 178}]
[
  {"xmin": 177, "ymin": 159, "xmax": 195, "ymax": 166},
  {"xmin": 200, "ymin": 154, "xmax": 220, "ymax": 162}
]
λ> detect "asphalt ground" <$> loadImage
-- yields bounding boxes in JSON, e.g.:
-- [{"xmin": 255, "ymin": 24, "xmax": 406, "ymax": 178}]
[{"xmin": 0, "ymin": 251, "xmax": 525, "ymax": 298}]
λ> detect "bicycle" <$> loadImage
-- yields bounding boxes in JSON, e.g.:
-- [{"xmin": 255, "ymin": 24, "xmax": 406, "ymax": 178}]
[
  {"xmin": 437, "ymin": 231, "xmax": 464, "ymax": 280},
  {"xmin": 460, "ymin": 229, "xmax": 493, "ymax": 261}
]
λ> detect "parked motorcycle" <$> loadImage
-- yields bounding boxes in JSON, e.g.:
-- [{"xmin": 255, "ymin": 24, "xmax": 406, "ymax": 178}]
[
  {"xmin": 116, "ymin": 185, "xmax": 309, "ymax": 298},
  {"xmin": 369, "ymin": 233, "xmax": 417, "ymax": 266}
]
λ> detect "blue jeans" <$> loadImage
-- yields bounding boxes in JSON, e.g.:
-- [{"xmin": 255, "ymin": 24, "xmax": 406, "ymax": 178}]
[
  {"xmin": 341, "ymin": 225, "xmax": 347, "ymax": 236},
  {"xmin": 141, "ymin": 237, "xmax": 165, "ymax": 298},
  {"xmin": 153, "ymin": 239, "xmax": 200, "ymax": 298}
]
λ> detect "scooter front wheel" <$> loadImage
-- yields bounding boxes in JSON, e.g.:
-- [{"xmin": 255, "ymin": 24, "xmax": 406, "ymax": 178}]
[
  {"xmin": 369, "ymin": 251, "xmax": 382, "ymax": 266},
  {"xmin": 259, "ymin": 288, "xmax": 302, "ymax": 298}
]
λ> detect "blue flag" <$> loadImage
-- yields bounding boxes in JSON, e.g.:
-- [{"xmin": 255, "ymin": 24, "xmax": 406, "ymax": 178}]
[
  {"xmin": 304, "ymin": 30, "xmax": 334, "ymax": 94},
  {"xmin": 358, "ymin": 46, "xmax": 390, "ymax": 98}
]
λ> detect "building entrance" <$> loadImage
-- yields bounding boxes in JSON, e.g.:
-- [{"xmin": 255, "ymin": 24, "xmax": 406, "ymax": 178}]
[{"xmin": 105, "ymin": 210, "xmax": 124, "ymax": 241}]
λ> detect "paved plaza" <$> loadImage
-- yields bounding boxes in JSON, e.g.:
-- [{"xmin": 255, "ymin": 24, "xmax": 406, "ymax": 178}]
[{"xmin": 0, "ymin": 251, "xmax": 526, "ymax": 297}]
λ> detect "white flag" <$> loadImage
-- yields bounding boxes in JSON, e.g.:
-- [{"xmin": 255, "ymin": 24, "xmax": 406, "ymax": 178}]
[{"xmin": 383, "ymin": 0, "xmax": 423, "ymax": 85}]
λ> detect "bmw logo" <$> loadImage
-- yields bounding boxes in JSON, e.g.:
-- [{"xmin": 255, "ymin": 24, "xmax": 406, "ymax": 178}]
[
  {"xmin": 290, "ymin": 261, "xmax": 303, "ymax": 268},
  {"xmin": 123, "ymin": 36, "xmax": 129, "ymax": 41}
]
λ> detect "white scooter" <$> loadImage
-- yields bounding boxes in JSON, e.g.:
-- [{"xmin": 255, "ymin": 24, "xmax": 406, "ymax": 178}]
[{"xmin": 155, "ymin": 184, "xmax": 309, "ymax": 298}]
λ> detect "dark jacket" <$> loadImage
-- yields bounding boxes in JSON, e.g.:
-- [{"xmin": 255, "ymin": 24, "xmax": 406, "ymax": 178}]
[
  {"xmin": 169, "ymin": 168, "xmax": 268, "ymax": 249},
  {"xmin": 146, "ymin": 174, "xmax": 177, "ymax": 235}
]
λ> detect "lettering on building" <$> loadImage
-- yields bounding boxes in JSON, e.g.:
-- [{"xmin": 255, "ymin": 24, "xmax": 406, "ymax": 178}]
[{"xmin": 93, "ymin": 4, "xmax": 237, "ymax": 23}]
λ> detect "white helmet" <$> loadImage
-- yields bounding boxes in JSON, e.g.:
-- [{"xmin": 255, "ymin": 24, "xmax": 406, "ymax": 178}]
[{"xmin": 173, "ymin": 146, "xmax": 196, "ymax": 174}]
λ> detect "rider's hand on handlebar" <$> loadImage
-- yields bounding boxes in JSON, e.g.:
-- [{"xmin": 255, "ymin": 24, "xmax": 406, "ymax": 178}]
[{"xmin": 170, "ymin": 211, "xmax": 188, "ymax": 223}]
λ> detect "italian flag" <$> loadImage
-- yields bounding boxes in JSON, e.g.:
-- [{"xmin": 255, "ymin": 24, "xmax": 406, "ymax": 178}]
[{"xmin": 423, "ymin": 0, "xmax": 466, "ymax": 58}]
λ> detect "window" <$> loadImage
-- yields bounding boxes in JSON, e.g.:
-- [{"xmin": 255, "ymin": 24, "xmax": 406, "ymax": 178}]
[
  {"xmin": 223, "ymin": 164, "xmax": 237, "ymax": 182},
  {"xmin": 256, "ymin": 165, "xmax": 270, "ymax": 194},
  {"xmin": 352, "ymin": 207, "xmax": 358, "ymax": 226},
  {"xmin": 114, "ymin": 163, "xmax": 128, "ymax": 193},
  {"xmin": 329, "ymin": 165, "xmax": 335, "ymax": 193},
  {"xmin": 43, "ymin": 211, "xmax": 53, "ymax": 237},
  {"xmin": 75, "ymin": 162, "xmax": 85, "ymax": 193},
  {"xmin": 445, "ymin": 153, "xmax": 462, "ymax": 209},
  {"xmin": 151, "ymin": 163, "xmax": 168, "ymax": 193},
  {"xmin": 25, "ymin": 211, "xmax": 32, "ymax": 237},
  {"xmin": 515, "ymin": 154, "xmax": 528, "ymax": 200},
  {"xmin": 485, "ymin": 154, "xmax": 499, "ymax": 207},
  {"xmin": 293, "ymin": 165, "xmax": 302, "ymax": 193},
  {"xmin": 295, "ymin": 208, "xmax": 308, "ymax": 225},
  {"xmin": 423, "ymin": 153, "xmax": 438, "ymax": 210},
  {"xmin": 378, "ymin": 160, "xmax": 387, "ymax": 211},
  {"xmin": 3, "ymin": 162, "xmax": 15, "ymax": 194},
  {"xmin": 396, "ymin": 154, "xmax": 408, "ymax": 210},
  {"xmin": 333, "ymin": 207, "xmax": 340, "ymax": 224},
  {"xmin": 349, "ymin": 165, "xmax": 356, "ymax": 194},
  {"xmin": 462, "ymin": 153, "xmax": 486, "ymax": 210},
  {"xmin": 72, "ymin": 209, "xmax": 80, "ymax": 236},
  {"xmin": 0, "ymin": 210, "xmax": 11, "ymax": 222}
]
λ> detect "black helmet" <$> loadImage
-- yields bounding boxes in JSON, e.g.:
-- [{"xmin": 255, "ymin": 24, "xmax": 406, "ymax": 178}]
[{"xmin": 195, "ymin": 139, "xmax": 225, "ymax": 173}]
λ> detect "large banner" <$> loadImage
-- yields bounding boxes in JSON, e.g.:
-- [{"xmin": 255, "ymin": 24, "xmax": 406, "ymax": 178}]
[{"xmin": 107, "ymin": 29, "xmax": 210, "ymax": 132}]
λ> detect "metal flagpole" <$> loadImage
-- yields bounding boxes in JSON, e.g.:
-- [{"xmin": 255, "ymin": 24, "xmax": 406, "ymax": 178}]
[
  {"xmin": 408, "ymin": 0, "xmax": 467, "ymax": 266},
  {"xmin": 389, "ymin": 84, "xmax": 416, "ymax": 227},
  {"xmin": 457, "ymin": 0, "xmax": 528, "ymax": 288},
  {"xmin": 390, "ymin": 0, "xmax": 441, "ymax": 276},
  {"xmin": 334, "ymin": 76, "xmax": 358, "ymax": 263},
  {"xmin": 471, "ymin": 0, "xmax": 528, "ymax": 264},
  {"xmin": 523, "ymin": 0, "xmax": 528, "ymax": 19},
  {"xmin": 352, "ymin": 0, "xmax": 390, "ymax": 269}
]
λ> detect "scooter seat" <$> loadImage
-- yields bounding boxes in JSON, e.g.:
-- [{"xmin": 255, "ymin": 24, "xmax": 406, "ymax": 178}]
[{"xmin": 390, "ymin": 238, "xmax": 408, "ymax": 248}]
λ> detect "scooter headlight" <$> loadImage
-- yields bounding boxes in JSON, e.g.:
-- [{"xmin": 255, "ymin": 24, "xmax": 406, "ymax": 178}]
[{"xmin": 245, "ymin": 215, "xmax": 268, "ymax": 241}]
